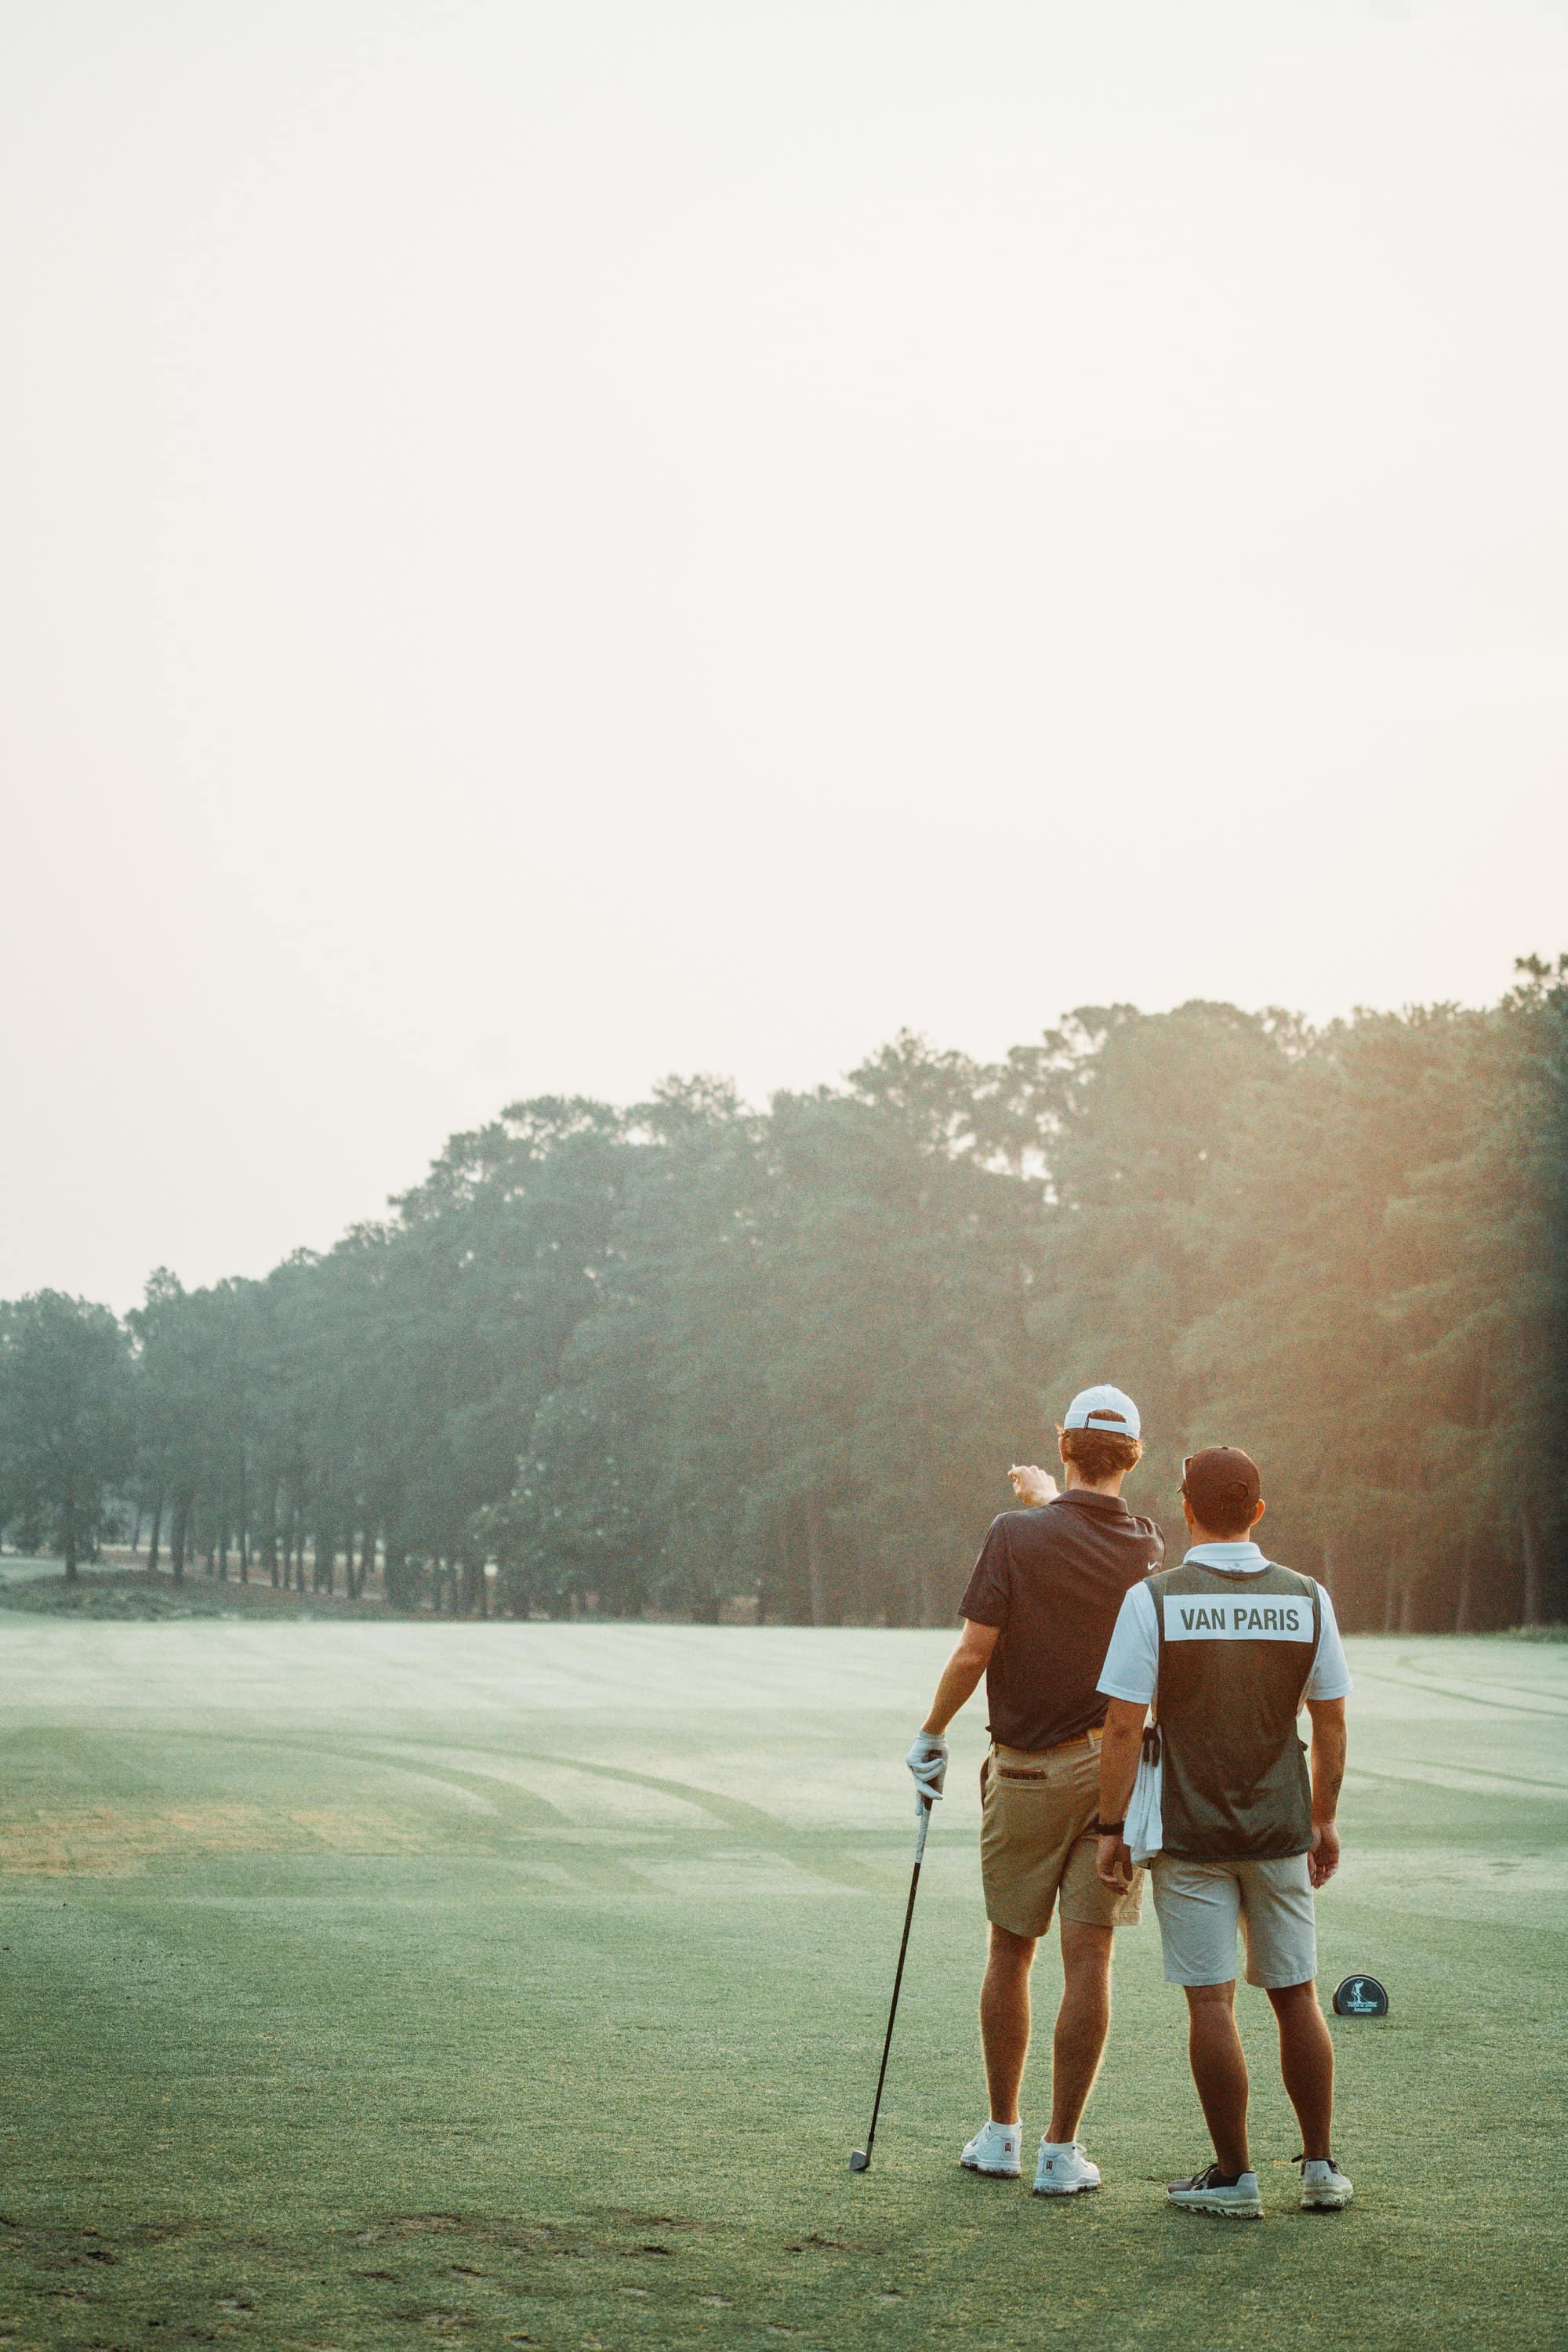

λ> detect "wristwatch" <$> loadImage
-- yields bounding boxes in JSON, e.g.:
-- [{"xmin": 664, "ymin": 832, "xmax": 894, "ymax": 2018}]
[{"xmin": 1094, "ymin": 1819, "xmax": 1126, "ymax": 1838}]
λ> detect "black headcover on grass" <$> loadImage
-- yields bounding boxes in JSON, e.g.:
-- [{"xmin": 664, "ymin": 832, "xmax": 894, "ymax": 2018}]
[{"xmin": 1332, "ymin": 1973, "xmax": 1389, "ymax": 2016}]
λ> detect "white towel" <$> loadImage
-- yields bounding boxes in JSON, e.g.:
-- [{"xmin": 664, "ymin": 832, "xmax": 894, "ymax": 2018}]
[{"xmin": 1126, "ymin": 1723, "xmax": 1163, "ymax": 1865}]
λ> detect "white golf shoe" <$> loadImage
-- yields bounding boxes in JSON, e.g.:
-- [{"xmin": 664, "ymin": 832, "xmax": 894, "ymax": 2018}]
[
  {"xmin": 1167, "ymin": 2163, "xmax": 1262, "ymax": 2218},
  {"xmin": 1033, "ymin": 2140, "xmax": 1101, "ymax": 2196},
  {"xmin": 1299, "ymin": 2156, "xmax": 1353, "ymax": 2211},
  {"xmin": 960, "ymin": 2121, "xmax": 1022, "ymax": 2178}
]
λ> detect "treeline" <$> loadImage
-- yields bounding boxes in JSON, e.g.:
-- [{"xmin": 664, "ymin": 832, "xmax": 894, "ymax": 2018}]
[{"xmin": 2, "ymin": 960, "xmax": 1564, "ymax": 1631}]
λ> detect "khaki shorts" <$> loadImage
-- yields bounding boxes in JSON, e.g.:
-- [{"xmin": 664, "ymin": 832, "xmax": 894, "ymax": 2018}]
[
  {"xmin": 1150, "ymin": 1853, "xmax": 1317, "ymax": 1989},
  {"xmin": 980, "ymin": 1734, "xmax": 1145, "ymax": 1940}
]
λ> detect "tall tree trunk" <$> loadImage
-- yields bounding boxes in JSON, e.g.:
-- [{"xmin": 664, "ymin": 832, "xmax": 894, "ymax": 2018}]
[
  {"xmin": 767, "ymin": 1515, "xmax": 792, "ymax": 1625},
  {"xmin": 170, "ymin": 1490, "xmax": 191, "ymax": 1585},
  {"xmin": 63, "ymin": 1471, "xmax": 79, "ymax": 1581},
  {"xmin": 1521, "ymin": 1503, "xmax": 1545, "ymax": 1628},
  {"xmin": 146, "ymin": 1493, "xmax": 164, "ymax": 1573},
  {"xmin": 804, "ymin": 1494, "xmax": 829, "ymax": 1628},
  {"xmin": 920, "ymin": 1555, "xmax": 942, "ymax": 1628},
  {"xmin": 1454, "ymin": 1530, "xmax": 1474, "ymax": 1632}
]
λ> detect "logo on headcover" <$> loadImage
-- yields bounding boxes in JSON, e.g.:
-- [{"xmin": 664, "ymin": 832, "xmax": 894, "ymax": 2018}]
[{"xmin": 1331, "ymin": 1975, "xmax": 1388, "ymax": 2017}]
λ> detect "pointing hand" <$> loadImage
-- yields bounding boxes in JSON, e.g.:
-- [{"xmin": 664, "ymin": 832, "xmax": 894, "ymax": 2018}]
[{"xmin": 1008, "ymin": 1464, "xmax": 1058, "ymax": 1506}]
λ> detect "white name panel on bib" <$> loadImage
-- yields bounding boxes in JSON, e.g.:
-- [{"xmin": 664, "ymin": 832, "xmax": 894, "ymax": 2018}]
[{"xmin": 1163, "ymin": 1595, "xmax": 1311, "ymax": 1642}]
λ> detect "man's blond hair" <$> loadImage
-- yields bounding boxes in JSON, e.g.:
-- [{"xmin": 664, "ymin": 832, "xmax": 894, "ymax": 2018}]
[{"xmin": 1058, "ymin": 1425, "xmax": 1143, "ymax": 1483}]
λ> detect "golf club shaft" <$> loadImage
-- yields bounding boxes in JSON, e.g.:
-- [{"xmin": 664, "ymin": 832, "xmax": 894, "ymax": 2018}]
[{"xmin": 859, "ymin": 1796, "xmax": 933, "ymax": 2163}]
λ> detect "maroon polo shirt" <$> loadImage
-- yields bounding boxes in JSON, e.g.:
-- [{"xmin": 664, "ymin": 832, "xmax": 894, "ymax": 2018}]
[{"xmin": 958, "ymin": 1490, "xmax": 1164, "ymax": 1752}]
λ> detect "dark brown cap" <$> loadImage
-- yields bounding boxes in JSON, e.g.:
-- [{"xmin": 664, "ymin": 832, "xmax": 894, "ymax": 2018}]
[{"xmin": 1181, "ymin": 1446, "xmax": 1262, "ymax": 1534}]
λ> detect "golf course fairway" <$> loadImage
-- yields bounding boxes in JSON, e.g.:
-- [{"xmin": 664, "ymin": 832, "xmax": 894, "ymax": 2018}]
[{"xmin": 0, "ymin": 1620, "xmax": 1563, "ymax": 2351}]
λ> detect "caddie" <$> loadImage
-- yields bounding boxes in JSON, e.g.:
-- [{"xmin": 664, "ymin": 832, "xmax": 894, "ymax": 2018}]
[
  {"xmin": 906, "ymin": 1385, "xmax": 1163, "ymax": 2197},
  {"xmin": 1094, "ymin": 1444, "xmax": 1354, "ymax": 2218}
]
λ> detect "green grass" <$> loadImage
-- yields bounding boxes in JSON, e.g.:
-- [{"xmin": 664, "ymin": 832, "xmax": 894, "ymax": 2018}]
[
  {"xmin": 0, "ymin": 1625, "xmax": 1563, "ymax": 2352},
  {"xmin": 0, "ymin": 1557, "xmax": 63, "ymax": 1588},
  {"xmin": 0, "ymin": 1566, "xmax": 371, "ymax": 1621}
]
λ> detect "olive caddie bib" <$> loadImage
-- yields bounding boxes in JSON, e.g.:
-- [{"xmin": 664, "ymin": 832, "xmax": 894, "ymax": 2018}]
[{"xmin": 1152, "ymin": 1559, "xmax": 1320, "ymax": 1861}]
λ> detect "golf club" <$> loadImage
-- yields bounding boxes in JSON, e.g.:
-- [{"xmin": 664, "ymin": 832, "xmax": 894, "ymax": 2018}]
[{"xmin": 850, "ymin": 1791, "xmax": 934, "ymax": 2172}]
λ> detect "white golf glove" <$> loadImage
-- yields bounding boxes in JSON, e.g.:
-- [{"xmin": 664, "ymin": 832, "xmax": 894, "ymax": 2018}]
[{"xmin": 906, "ymin": 1730, "xmax": 949, "ymax": 1806}]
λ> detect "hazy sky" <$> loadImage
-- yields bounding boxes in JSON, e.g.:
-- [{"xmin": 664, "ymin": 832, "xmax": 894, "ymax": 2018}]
[{"xmin": 4, "ymin": 0, "xmax": 1565, "ymax": 1308}]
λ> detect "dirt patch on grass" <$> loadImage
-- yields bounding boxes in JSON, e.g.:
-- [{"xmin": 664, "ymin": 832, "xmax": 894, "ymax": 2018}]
[
  {"xmin": 593, "ymin": 2209, "xmax": 714, "ymax": 2233},
  {"xmin": 0, "ymin": 1804, "xmax": 437, "ymax": 1875},
  {"xmin": 349, "ymin": 2212, "xmax": 709, "ymax": 2269},
  {"xmin": 0, "ymin": 2211, "xmax": 122, "ymax": 2277}
]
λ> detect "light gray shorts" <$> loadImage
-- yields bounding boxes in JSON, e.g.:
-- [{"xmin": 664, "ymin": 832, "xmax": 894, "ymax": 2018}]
[{"xmin": 1150, "ymin": 1853, "xmax": 1316, "ymax": 1989}]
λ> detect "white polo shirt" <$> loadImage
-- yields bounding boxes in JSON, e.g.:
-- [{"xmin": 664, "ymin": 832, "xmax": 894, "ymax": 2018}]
[{"xmin": 1097, "ymin": 1541, "xmax": 1354, "ymax": 1708}]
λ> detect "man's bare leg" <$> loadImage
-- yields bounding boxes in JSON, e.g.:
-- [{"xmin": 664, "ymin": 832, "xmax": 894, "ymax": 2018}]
[
  {"xmin": 980, "ymin": 1924, "xmax": 1036, "ymax": 2124},
  {"xmin": 1183, "ymin": 1981, "xmax": 1250, "ymax": 2175},
  {"xmin": 1267, "ymin": 1980, "xmax": 1334, "ymax": 2161},
  {"xmin": 1047, "ymin": 1920, "xmax": 1114, "ymax": 2142},
  {"xmin": 982, "ymin": 1919, "xmax": 1116, "ymax": 2137}
]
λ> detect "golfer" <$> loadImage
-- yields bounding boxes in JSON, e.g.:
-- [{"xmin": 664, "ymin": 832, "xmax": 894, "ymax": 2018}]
[
  {"xmin": 1095, "ymin": 1444, "xmax": 1353, "ymax": 2217},
  {"xmin": 906, "ymin": 1385, "xmax": 1163, "ymax": 2194}
]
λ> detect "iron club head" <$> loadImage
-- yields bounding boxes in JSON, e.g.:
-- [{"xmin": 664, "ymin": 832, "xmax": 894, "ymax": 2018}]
[{"xmin": 849, "ymin": 2150, "xmax": 870, "ymax": 2172}]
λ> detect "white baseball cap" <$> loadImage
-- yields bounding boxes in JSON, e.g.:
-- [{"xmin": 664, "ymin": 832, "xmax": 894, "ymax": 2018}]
[{"xmin": 1062, "ymin": 1384, "xmax": 1141, "ymax": 1440}]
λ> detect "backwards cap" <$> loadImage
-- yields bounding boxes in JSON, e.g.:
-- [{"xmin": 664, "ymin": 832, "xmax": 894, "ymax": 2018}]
[{"xmin": 1062, "ymin": 1384, "xmax": 1141, "ymax": 1441}]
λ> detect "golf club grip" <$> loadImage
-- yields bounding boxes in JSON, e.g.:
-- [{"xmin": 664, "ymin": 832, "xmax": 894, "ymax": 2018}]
[{"xmin": 860, "ymin": 1821, "xmax": 930, "ymax": 2158}]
